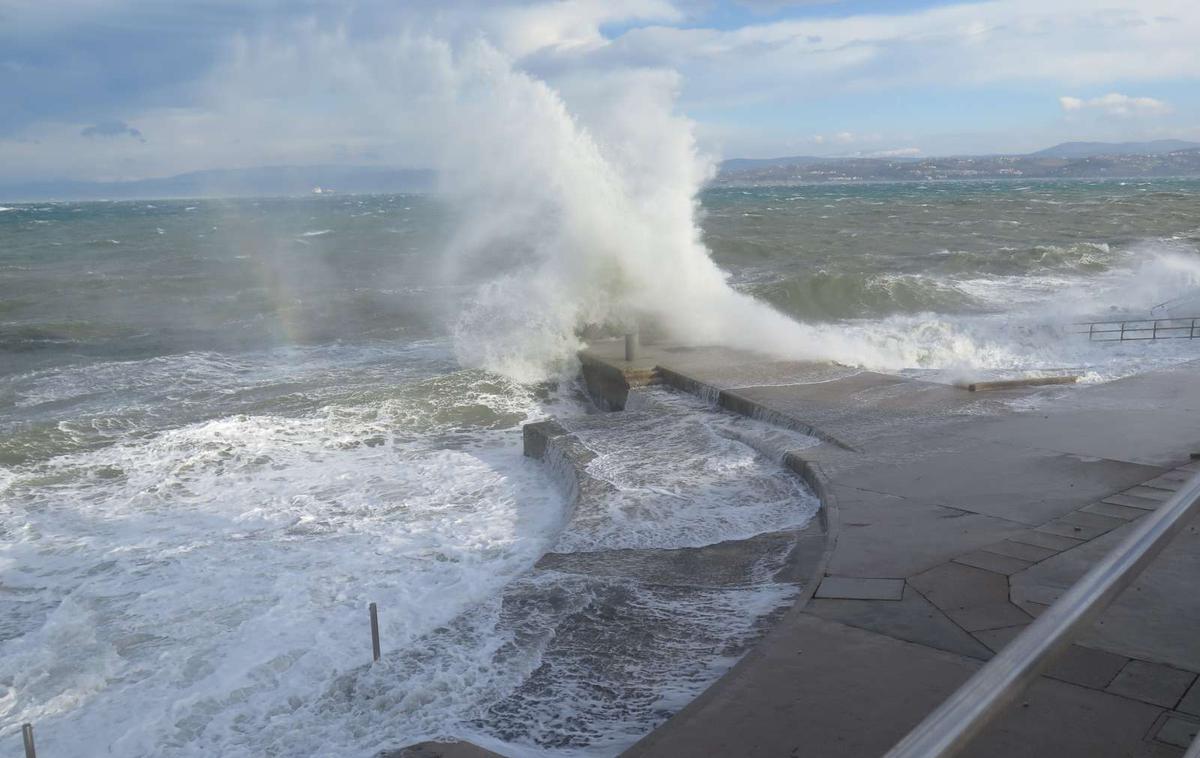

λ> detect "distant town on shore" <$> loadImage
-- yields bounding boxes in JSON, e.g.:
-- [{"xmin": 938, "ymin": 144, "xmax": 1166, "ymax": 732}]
[{"xmin": 715, "ymin": 139, "xmax": 1200, "ymax": 185}]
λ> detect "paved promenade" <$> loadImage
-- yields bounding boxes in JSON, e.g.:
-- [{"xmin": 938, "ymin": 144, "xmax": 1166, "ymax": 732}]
[{"xmin": 578, "ymin": 340, "xmax": 1200, "ymax": 758}]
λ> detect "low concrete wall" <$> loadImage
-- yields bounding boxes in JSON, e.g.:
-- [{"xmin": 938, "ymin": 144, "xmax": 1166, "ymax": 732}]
[{"xmin": 579, "ymin": 352, "xmax": 660, "ymax": 410}]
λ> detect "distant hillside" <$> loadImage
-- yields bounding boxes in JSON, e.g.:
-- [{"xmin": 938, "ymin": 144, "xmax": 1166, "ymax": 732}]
[
  {"xmin": 0, "ymin": 165, "xmax": 435, "ymax": 202},
  {"xmin": 716, "ymin": 142, "xmax": 1200, "ymax": 185},
  {"xmin": 1032, "ymin": 140, "xmax": 1200, "ymax": 159}
]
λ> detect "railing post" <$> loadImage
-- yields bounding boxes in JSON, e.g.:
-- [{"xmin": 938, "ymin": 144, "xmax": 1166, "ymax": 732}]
[
  {"xmin": 1153, "ymin": 320, "xmax": 1159, "ymax": 340},
  {"xmin": 1120, "ymin": 321, "xmax": 1126, "ymax": 341},
  {"xmin": 1192, "ymin": 319, "xmax": 1196, "ymax": 340},
  {"xmin": 369, "ymin": 602, "xmax": 381, "ymax": 663},
  {"xmin": 1088, "ymin": 323, "xmax": 1095, "ymax": 341},
  {"xmin": 22, "ymin": 723, "xmax": 35, "ymax": 758}
]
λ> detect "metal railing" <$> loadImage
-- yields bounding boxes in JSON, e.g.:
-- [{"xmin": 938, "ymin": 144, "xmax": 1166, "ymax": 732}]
[
  {"xmin": 884, "ymin": 469, "xmax": 1200, "ymax": 758},
  {"xmin": 1074, "ymin": 316, "xmax": 1200, "ymax": 342}
]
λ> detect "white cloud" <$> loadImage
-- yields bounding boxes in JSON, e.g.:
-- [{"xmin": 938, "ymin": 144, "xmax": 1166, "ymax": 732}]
[
  {"xmin": 3, "ymin": 0, "xmax": 1200, "ymax": 179},
  {"xmin": 1059, "ymin": 92, "xmax": 1173, "ymax": 117}
]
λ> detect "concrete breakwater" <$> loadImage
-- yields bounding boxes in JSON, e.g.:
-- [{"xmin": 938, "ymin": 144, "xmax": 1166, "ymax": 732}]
[
  {"xmin": 585, "ymin": 340, "xmax": 1200, "ymax": 758},
  {"xmin": 390, "ymin": 357, "xmax": 831, "ymax": 757},
  {"xmin": 399, "ymin": 339, "xmax": 1200, "ymax": 757}
]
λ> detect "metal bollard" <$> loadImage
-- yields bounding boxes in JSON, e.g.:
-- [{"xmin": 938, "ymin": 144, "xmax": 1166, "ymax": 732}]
[
  {"xmin": 369, "ymin": 602, "xmax": 381, "ymax": 662},
  {"xmin": 624, "ymin": 332, "xmax": 639, "ymax": 362},
  {"xmin": 22, "ymin": 723, "xmax": 35, "ymax": 758}
]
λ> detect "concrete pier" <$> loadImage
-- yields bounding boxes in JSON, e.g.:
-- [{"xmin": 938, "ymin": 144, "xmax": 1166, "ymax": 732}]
[{"xmin": 575, "ymin": 340, "xmax": 1200, "ymax": 758}]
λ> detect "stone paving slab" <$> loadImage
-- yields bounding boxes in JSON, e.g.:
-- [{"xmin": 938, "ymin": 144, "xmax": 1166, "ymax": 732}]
[
  {"xmin": 1104, "ymin": 492, "xmax": 1163, "ymax": 510},
  {"xmin": 1009, "ymin": 529, "xmax": 1085, "ymax": 552},
  {"xmin": 1082, "ymin": 501, "xmax": 1148, "ymax": 521},
  {"xmin": 1107, "ymin": 661, "xmax": 1198, "ymax": 708},
  {"xmin": 954, "ymin": 550, "xmax": 1035, "ymax": 576},
  {"xmin": 1156, "ymin": 715, "xmax": 1200, "ymax": 749},
  {"xmin": 953, "ymin": 407, "xmax": 1200, "ymax": 467},
  {"xmin": 1012, "ymin": 521, "xmax": 1200, "ymax": 671},
  {"xmin": 624, "ymin": 615, "xmax": 1180, "ymax": 758},
  {"xmin": 808, "ymin": 585, "xmax": 992, "ymax": 660},
  {"xmin": 834, "ymin": 436, "xmax": 1159, "ymax": 525},
  {"xmin": 815, "ymin": 576, "xmax": 905, "ymax": 600},
  {"xmin": 1178, "ymin": 680, "xmax": 1200, "ymax": 717},
  {"xmin": 982, "ymin": 539, "xmax": 1060, "ymax": 562},
  {"xmin": 825, "ymin": 484, "xmax": 1023, "ymax": 578}
]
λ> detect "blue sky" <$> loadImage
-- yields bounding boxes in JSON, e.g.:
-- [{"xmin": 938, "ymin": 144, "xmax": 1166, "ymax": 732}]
[{"xmin": 2, "ymin": 0, "xmax": 1198, "ymax": 181}]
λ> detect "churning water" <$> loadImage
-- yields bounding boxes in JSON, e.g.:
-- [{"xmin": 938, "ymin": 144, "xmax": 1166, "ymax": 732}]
[{"xmin": 1, "ymin": 178, "xmax": 1199, "ymax": 755}]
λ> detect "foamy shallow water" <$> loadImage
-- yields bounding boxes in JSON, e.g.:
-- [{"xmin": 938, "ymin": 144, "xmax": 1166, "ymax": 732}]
[{"xmin": 1, "ymin": 346, "xmax": 819, "ymax": 756}]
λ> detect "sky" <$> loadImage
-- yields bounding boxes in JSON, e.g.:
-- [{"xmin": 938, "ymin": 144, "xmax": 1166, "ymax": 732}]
[{"xmin": 2, "ymin": 0, "xmax": 1199, "ymax": 182}]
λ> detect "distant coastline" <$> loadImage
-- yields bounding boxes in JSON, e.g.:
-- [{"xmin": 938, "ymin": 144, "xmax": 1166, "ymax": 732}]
[
  {"xmin": 4, "ymin": 140, "xmax": 1200, "ymax": 202},
  {"xmin": 714, "ymin": 140, "xmax": 1200, "ymax": 186}
]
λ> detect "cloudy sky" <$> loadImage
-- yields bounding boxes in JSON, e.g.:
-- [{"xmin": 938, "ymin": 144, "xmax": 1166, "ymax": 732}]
[{"xmin": 2, "ymin": 0, "xmax": 1198, "ymax": 182}]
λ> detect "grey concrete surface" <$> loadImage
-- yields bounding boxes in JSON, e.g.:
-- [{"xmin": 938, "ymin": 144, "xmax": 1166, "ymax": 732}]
[{"xmin": 563, "ymin": 342, "xmax": 1200, "ymax": 757}]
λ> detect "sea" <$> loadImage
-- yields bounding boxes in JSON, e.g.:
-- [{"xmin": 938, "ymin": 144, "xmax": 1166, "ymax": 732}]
[{"xmin": 2, "ymin": 177, "xmax": 1199, "ymax": 756}]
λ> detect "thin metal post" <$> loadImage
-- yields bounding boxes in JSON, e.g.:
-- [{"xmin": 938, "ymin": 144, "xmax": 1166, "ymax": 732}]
[
  {"xmin": 1120, "ymin": 321, "xmax": 1126, "ymax": 341},
  {"xmin": 22, "ymin": 723, "xmax": 35, "ymax": 758},
  {"xmin": 884, "ymin": 472, "xmax": 1200, "ymax": 758},
  {"xmin": 1088, "ymin": 322, "xmax": 1095, "ymax": 341},
  {"xmin": 1153, "ymin": 320, "xmax": 1159, "ymax": 340},
  {"xmin": 369, "ymin": 602, "xmax": 381, "ymax": 662},
  {"xmin": 624, "ymin": 332, "xmax": 639, "ymax": 362},
  {"xmin": 1192, "ymin": 319, "xmax": 1196, "ymax": 340}
]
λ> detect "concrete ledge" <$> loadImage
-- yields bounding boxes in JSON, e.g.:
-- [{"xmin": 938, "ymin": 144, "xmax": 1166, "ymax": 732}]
[
  {"xmin": 957, "ymin": 376, "xmax": 1079, "ymax": 392},
  {"xmin": 383, "ymin": 741, "xmax": 505, "ymax": 758},
  {"xmin": 658, "ymin": 365, "xmax": 857, "ymax": 451},
  {"xmin": 579, "ymin": 350, "xmax": 660, "ymax": 410}
]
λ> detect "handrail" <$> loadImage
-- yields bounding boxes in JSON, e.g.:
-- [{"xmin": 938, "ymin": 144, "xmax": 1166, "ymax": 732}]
[
  {"xmin": 884, "ymin": 470, "xmax": 1200, "ymax": 758},
  {"xmin": 1072, "ymin": 315, "xmax": 1200, "ymax": 342}
]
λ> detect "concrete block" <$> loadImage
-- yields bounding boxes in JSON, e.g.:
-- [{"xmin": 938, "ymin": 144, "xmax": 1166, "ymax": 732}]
[
  {"xmin": 1106, "ymin": 660, "xmax": 1198, "ymax": 708},
  {"xmin": 816, "ymin": 576, "xmax": 905, "ymax": 601},
  {"xmin": 954, "ymin": 550, "xmax": 1035, "ymax": 576}
]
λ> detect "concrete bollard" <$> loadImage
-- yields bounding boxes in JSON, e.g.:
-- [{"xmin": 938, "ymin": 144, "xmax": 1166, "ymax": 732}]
[
  {"xmin": 22, "ymin": 723, "xmax": 35, "ymax": 758},
  {"xmin": 369, "ymin": 602, "xmax": 381, "ymax": 662},
  {"xmin": 624, "ymin": 332, "xmax": 639, "ymax": 362}
]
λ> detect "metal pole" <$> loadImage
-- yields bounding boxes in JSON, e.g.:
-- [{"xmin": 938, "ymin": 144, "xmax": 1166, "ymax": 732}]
[
  {"xmin": 1185, "ymin": 730, "xmax": 1200, "ymax": 758},
  {"xmin": 22, "ymin": 723, "xmax": 35, "ymax": 758},
  {"xmin": 369, "ymin": 602, "xmax": 381, "ymax": 662},
  {"xmin": 624, "ymin": 332, "xmax": 639, "ymax": 362},
  {"xmin": 884, "ymin": 471, "xmax": 1200, "ymax": 758}
]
